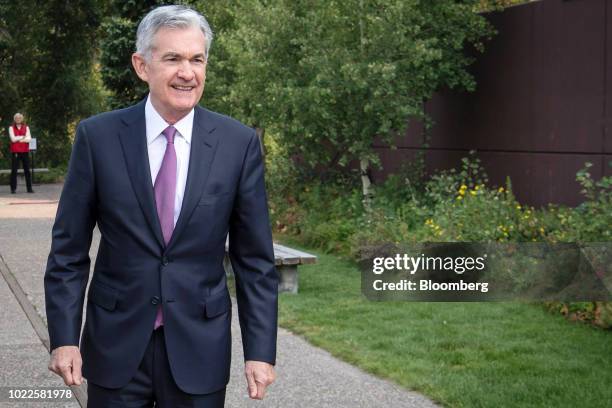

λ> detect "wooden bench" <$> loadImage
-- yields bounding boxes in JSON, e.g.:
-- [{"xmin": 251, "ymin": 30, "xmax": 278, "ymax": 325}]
[{"xmin": 224, "ymin": 241, "xmax": 317, "ymax": 293}]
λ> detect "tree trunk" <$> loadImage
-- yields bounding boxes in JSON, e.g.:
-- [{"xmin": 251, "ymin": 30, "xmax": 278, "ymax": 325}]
[{"xmin": 360, "ymin": 157, "xmax": 373, "ymax": 210}]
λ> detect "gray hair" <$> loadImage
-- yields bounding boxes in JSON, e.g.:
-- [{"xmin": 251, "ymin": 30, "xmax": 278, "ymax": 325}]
[{"xmin": 136, "ymin": 5, "xmax": 213, "ymax": 60}]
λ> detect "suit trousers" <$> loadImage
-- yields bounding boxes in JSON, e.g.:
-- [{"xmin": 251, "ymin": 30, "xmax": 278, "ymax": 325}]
[
  {"xmin": 87, "ymin": 327, "xmax": 226, "ymax": 408},
  {"xmin": 10, "ymin": 152, "xmax": 32, "ymax": 192}
]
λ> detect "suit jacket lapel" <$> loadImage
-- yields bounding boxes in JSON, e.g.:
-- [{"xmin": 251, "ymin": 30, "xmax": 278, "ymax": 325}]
[
  {"xmin": 166, "ymin": 106, "xmax": 219, "ymax": 251},
  {"xmin": 118, "ymin": 101, "xmax": 166, "ymax": 250}
]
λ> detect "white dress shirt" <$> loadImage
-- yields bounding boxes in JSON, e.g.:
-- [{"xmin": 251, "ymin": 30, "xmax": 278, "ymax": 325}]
[{"xmin": 145, "ymin": 95, "xmax": 193, "ymax": 227}]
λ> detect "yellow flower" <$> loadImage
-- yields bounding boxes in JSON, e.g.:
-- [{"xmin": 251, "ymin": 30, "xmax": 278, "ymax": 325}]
[
  {"xmin": 474, "ymin": 185, "xmax": 479, "ymax": 191},
  {"xmin": 515, "ymin": 205, "xmax": 521, "ymax": 210},
  {"xmin": 470, "ymin": 190, "xmax": 476, "ymax": 196},
  {"xmin": 456, "ymin": 196, "xmax": 463, "ymax": 200},
  {"xmin": 498, "ymin": 187, "xmax": 504, "ymax": 193}
]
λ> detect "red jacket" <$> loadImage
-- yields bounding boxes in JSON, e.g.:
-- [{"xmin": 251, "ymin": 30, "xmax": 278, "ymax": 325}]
[{"xmin": 10, "ymin": 124, "xmax": 30, "ymax": 153}]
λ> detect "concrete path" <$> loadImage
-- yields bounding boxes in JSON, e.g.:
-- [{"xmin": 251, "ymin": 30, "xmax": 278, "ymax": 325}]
[{"xmin": 0, "ymin": 183, "xmax": 440, "ymax": 407}]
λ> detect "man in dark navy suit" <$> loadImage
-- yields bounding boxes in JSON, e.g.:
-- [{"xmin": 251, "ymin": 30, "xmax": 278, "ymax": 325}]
[{"xmin": 44, "ymin": 5, "xmax": 278, "ymax": 407}]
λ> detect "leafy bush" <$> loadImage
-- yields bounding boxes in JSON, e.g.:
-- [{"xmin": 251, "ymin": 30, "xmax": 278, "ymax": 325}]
[
  {"xmin": 548, "ymin": 162, "xmax": 611, "ymax": 242},
  {"xmin": 268, "ymin": 150, "xmax": 612, "ymax": 329},
  {"xmin": 0, "ymin": 165, "xmax": 66, "ymax": 185}
]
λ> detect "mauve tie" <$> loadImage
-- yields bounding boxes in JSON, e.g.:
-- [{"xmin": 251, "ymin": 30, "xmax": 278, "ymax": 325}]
[{"xmin": 153, "ymin": 126, "xmax": 177, "ymax": 329}]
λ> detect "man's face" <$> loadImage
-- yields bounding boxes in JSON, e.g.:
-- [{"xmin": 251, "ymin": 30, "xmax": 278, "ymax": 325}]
[{"xmin": 132, "ymin": 26, "xmax": 207, "ymax": 123}]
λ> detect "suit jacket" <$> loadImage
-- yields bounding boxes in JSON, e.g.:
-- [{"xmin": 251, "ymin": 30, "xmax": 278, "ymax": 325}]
[{"xmin": 44, "ymin": 100, "xmax": 278, "ymax": 394}]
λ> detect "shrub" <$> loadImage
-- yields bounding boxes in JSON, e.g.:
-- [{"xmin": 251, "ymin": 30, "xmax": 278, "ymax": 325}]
[{"xmin": 268, "ymin": 150, "xmax": 612, "ymax": 329}]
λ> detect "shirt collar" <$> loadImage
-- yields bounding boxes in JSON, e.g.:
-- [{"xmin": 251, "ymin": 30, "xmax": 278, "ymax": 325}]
[{"xmin": 145, "ymin": 94, "xmax": 194, "ymax": 145}]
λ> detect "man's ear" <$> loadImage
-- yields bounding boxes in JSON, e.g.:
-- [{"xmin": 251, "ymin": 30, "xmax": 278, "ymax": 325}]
[{"xmin": 132, "ymin": 53, "xmax": 149, "ymax": 82}]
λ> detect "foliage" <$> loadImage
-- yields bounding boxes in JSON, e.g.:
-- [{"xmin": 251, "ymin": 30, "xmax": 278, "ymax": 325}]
[
  {"xmin": 98, "ymin": 0, "xmax": 161, "ymax": 109},
  {"xmin": 544, "ymin": 301, "xmax": 612, "ymax": 330},
  {"xmin": 272, "ymin": 154, "xmax": 611, "ymax": 250},
  {"xmin": 192, "ymin": 1, "xmax": 241, "ymax": 116},
  {"xmin": 225, "ymin": 0, "xmax": 495, "ymax": 184},
  {"xmin": 0, "ymin": 165, "xmax": 66, "ymax": 185},
  {"xmin": 268, "ymin": 149, "xmax": 612, "ymax": 328},
  {"xmin": 0, "ymin": 0, "xmax": 32, "ymax": 118},
  {"xmin": 477, "ymin": 0, "xmax": 537, "ymax": 12},
  {"xmin": 0, "ymin": 0, "xmax": 107, "ymax": 166},
  {"xmin": 99, "ymin": 16, "xmax": 149, "ymax": 109},
  {"xmin": 539, "ymin": 162, "xmax": 612, "ymax": 243}
]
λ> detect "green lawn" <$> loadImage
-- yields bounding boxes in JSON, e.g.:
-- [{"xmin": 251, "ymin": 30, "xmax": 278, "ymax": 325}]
[{"xmin": 276, "ymin": 240, "xmax": 612, "ymax": 408}]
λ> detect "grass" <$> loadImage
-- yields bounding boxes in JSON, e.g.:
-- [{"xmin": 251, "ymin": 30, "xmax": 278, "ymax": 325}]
[{"xmin": 274, "ymin": 237, "xmax": 612, "ymax": 408}]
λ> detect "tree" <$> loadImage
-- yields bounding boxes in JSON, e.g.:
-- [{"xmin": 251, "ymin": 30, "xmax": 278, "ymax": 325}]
[
  {"xmin": 225, "ymin": 0, "xmax": 494, "ymax": 203},
  {"xmin": 99, "ymin": 0, "xmax": 159, "ymax": 109},
  {"xmin": 191, "ymin": 1, "xmax": 240, "ymax": 116},
  {"xmin": 0, "ymin": 0, "xmax": 37, "ymax": 124},
  {"xmin": 0, "ymin": 0, "xmax": 106, "ymax": 166}
]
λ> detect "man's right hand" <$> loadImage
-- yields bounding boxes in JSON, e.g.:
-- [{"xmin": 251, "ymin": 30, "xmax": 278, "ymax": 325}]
[{"xmin": 48, "ymin": 346, "xmax": 83, "ymax": 386}]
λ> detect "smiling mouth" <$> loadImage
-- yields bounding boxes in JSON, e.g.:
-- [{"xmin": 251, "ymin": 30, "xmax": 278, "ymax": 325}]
[{"xmin": 171, "ymin": 85, "xmax": 194, "ymax": 92}]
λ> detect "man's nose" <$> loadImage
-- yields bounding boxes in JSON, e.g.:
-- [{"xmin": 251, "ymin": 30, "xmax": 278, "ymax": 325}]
[{"xmin": 177, "ymin": 60, "xmax": 195, "ymax": 81}]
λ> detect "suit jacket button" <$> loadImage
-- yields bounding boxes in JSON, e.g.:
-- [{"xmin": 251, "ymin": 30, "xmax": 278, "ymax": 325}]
[
  {"xmin": 151, "ymin": 296, "xmax": 160, "ymax": 305},
  {"xmin": 161, "ymin": 257, "xmax": 169, "ymax": 266}
]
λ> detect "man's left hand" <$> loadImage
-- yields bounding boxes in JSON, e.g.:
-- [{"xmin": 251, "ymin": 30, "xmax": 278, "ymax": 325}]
[{"xmin": 244, "ymin": 360, "xmax": 275, "ymax": 400}]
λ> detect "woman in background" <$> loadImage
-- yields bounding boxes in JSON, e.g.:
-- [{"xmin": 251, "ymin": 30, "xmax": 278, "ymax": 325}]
[{"xmin": 8, "ymin": 112, "xmax": 34, "ymax": 194}]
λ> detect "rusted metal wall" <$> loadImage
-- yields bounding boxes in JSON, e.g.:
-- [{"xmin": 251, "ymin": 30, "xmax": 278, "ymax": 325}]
[{"xmin": 372, "ymin": 0, "xmax": 611, "ymax": 206}]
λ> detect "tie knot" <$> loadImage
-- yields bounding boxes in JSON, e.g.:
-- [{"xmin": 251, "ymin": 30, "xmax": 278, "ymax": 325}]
[{"xmin": 162, "ymin": 126, "xmax": 177, "ymax": 144}]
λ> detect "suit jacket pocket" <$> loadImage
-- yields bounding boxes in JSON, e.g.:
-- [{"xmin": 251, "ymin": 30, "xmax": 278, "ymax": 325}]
[
  {"xmin": 203, "ymin": 289, "xmax": 231, "ymax": 318},
  {"xmin": 198, "ymin": 192, "xmax": 233, "ymax": 206},
  {"xmin": 88, "ymin": 282, "xmax": 119, "ymax": 311}
]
